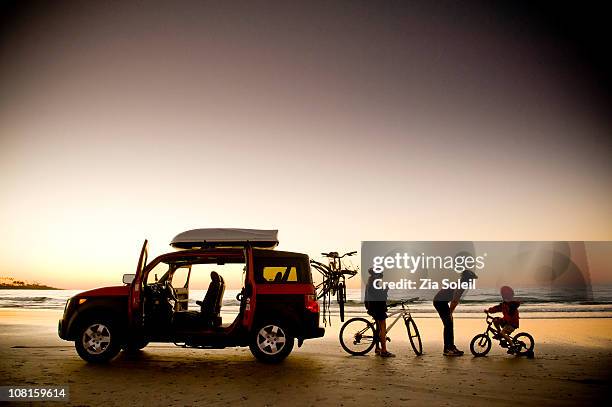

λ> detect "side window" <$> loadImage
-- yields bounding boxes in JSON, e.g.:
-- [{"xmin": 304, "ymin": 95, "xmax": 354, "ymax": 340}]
[
  {"xmin": 172, "ymin": 266, "xmax": 191, "ymax": 288},
  {"xmin": 262, "ymin": 266, "xmax": 298, "ymax": 282},
  {"xmin": 254, "ymin": 256, "xmax": 310, "ymax": 284},
  {"xmin": 146, "ymin": 262, "xmax": 170, "ymax": 285}
]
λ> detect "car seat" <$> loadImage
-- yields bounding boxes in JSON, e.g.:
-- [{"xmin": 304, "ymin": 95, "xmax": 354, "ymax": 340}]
[{"xmin": 197, "ymin": 271, "xmax": 225, "ymax": 327}]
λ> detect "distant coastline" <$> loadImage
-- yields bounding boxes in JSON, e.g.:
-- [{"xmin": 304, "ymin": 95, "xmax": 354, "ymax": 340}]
[
  {"xmin": 0, "ymin": 284, "xmax": 61, "ymax": 290},
  {"xmin": 0, "ymin": 277, "xmax": 60, "ymax": 290}
]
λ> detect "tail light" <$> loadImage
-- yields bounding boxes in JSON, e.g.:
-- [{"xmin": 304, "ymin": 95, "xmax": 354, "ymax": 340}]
[{"xmin": 305, "ymin": 295, "xmax": 319, "ymax": 313}]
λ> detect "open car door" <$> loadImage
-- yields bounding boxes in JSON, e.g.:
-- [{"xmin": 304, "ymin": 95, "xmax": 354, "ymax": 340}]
[{"xmin": 128, "ymin": 240, "xmax": 148, "ymax": 330}]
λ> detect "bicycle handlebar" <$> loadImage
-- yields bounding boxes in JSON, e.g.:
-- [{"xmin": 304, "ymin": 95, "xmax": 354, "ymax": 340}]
[
  {"xmin": 320, "ymin": 251, "xmax": 357, "ymax": 259},
  {"xmin": 387, "ymin": 297, "xmax": 420, "ymax": 308}
]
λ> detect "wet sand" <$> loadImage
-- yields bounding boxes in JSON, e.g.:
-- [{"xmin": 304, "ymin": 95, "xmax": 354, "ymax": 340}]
[{"xmin": 1, "ymin": 309, "xmax": 611, "ymax": 406}]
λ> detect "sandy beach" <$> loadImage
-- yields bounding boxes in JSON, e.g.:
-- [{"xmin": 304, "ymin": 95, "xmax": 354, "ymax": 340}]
[{"xmin": 1, "ymin": 309, "xmax": 610, "ymax": 406}]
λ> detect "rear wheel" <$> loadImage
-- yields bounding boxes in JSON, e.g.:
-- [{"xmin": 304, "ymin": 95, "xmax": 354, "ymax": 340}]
[
  {"xmin": 470, "ymin": 333, "xmax": 492, "ymax": 357},
  {"xmin": 75, "ymin": 319, "xmax": 121, "ymax": 363},
  {"xmin": 339, "ymin": 317, "xmax": 377, "ymax": 355},
  {"xmin": 249, "ymin": 323, "xmax": 294, "ymax": 363},
  {"xmin": 512, "ymin": 332, "xmax": 535, "ymax": 356},
  {"xmin": 405, "ymin": 317, "xmax": 423, "ymax": 356}
]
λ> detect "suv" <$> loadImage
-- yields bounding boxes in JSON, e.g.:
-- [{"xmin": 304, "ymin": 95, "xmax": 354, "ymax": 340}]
[{"xmin": 58, "ymin": 229, "xmax": 324, "ymax": 363}]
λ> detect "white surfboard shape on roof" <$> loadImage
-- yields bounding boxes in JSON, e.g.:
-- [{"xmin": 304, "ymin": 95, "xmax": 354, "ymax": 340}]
[{"xmin": 170, "ymin": 228, "xmax": 279, "ymax": 249}]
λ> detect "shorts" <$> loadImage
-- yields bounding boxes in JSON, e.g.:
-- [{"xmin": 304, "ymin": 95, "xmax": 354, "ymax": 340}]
[
  {"xmin": 500, "ymin": 320, "xmax": 516, "ymax": 334},
  {"xmin": 367, "ymin": 302, "xmax": 388, "ymax": 321}
]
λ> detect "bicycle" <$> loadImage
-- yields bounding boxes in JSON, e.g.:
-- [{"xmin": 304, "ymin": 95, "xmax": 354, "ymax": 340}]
[
  {"xmin": 310, "ymin": 251, "xmax": 358, "ymax": 323},
  {"xmin": 470, "ymin": 312, "xmax": 535, "ymax": 357},
  {"xmin": 339, "ymin": 297, "xmax": 423, "ymax": 356}
]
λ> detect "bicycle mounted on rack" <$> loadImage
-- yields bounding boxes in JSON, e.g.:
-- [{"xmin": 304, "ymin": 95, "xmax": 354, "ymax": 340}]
[{"xmin": 310, "ymin": 251, "xmax": 358, "ymax": 325}]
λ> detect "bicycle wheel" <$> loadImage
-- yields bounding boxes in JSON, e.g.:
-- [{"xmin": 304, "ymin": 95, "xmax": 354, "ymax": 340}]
[
  {"xmin": 405, "ymin": 317, "xmax": 423, "ymax": 356},
  {"xmin": 337, "ymin": 282, "xmax": 346, "ymax": 322},
  {"xmin": 512, "ymin": 332, "xmax": 535, "ymax": 356},
  {"xmin": 470, "ymin": 334, "xmax": 492, "ymax": 356},
  {"xmin": 339, "ymin": 317, "xmax": 377, "ymax": 355}
]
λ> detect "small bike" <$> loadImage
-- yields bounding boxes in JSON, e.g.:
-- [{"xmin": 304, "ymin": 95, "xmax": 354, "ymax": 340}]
[
  {"xmin": 470, "ymin": 312, "xmax": 535, "ymax": 357},
  {"xmin": 339, "ymin": 298, "xmax": 423, "ymax": 356}
]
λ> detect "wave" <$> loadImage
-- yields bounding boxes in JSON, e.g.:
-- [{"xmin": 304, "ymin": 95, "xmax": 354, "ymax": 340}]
[{"xmin": 2, "ymin": 287, "xmax": 612, "ymax": 312}]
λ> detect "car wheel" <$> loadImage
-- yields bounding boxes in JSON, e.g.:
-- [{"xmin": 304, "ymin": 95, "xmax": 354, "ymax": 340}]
[
  {"xmin": 75, "ymin": 319, "xmax": 121, "ymax": 363},
  {"xmin": 249, "ymin": 322, "xmax": 294, "ymax": 363}
]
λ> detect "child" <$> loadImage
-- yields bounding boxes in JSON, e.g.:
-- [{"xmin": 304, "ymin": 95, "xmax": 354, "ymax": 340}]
[
  {"xmin": 485, "ymin": 286, "xmax": 520, "ymax": 353},
  {"xmin": 365, "ymin": 268, "xmax": 394, "ymax": 358}
]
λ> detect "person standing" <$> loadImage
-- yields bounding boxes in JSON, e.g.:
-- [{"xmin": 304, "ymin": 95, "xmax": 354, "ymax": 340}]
[
  {"xmin": 433, "ymin": 269, "xmax": 478, "ymax": 356},
  {"xmin": 364, "ymin": 268, "xmax": 395, "ymax": 358}
]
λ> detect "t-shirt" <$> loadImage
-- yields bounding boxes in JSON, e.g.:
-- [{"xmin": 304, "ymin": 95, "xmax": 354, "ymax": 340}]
[
  {"xmin": 364, "ymin": 276, "xmax": 388, "ymax": 304},
  {"xmin": 488, "ymin": 301, "xmax": 520, "ymax": 328}
]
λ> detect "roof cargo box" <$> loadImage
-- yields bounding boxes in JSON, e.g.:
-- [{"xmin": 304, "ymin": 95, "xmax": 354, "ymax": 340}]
[{"xmin": 170, "ymin": 228, "xmax": 278, "ymax": 249}]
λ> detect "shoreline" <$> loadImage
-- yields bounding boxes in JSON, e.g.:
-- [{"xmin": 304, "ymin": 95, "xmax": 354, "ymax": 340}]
[
  {"xmin": 3, "ymin": 307, "xmax": 612, "ymax": 320},
  {"xmin": 1, "ymin": 309, "xmax": 611, "ymax": 405}
]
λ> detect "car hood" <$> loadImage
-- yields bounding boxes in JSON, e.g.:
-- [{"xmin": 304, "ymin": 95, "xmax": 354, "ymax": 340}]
[{"xmin": 77, "ymin": 285, "xmax": 130, "ymax": 297}]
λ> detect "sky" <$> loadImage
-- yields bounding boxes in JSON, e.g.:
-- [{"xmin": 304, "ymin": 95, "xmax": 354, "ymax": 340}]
[{"xmin": 1, "ymin": 1, "xmax": 611, "ymax": 289}]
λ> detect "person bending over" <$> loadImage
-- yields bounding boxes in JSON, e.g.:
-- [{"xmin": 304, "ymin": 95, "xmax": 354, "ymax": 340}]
[{"xmin": 433, "ymin": 269, "xmax": 478, "ymax": 356}]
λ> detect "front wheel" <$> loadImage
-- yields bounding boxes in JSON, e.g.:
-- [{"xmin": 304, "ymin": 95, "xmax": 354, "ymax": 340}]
[
  {"xmin": 405, "ymin": 317, "xmax": 423, "ymax": 356},
  {"xmin": 75, "ymin": 319, "xmax": 121, "ymax": 363},
  {"xmin": 249, "ymin": 323, "xmax": 294, "ymax": 363},
  {"xmin": 470, "ymin": 333, "xmax": 492, "ymax": 357},
  {"xmin": 512, "ymin": 332, "xmax": 535, "ymax": 356},
  {"xmin": 339, "ymin": 317, "xmax": 377, "ymax": 355}
]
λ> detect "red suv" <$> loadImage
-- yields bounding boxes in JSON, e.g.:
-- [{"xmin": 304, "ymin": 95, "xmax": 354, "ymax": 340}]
[{"xmin": 58, "ymin": 229, "xmax": 324, "ymax": 363}]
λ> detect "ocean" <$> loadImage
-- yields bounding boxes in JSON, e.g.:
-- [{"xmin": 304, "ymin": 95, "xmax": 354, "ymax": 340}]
[{"xmin": 2, "ymin": 285, "xmax": 612, "ymax": 319}]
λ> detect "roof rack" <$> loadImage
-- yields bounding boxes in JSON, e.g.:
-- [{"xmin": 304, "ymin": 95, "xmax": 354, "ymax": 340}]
[{"xmin": 170, "ymin": 228, "xmax": 279, "ymax": 249}]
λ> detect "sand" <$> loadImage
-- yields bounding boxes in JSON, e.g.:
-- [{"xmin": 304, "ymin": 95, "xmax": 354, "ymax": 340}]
[{"xmin": 1, "ymin": 309, "xmax": 611, "ymax": 406}]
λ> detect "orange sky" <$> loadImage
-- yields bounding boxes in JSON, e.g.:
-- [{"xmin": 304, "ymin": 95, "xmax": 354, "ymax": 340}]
[{"xmin": 1, "ymin": 2, "xmax": 611, "ymax": 289}]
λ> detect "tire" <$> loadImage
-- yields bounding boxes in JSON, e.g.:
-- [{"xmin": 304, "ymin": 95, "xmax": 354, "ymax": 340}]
[
  {"xmin": 75, "ymin": 319, "xmax": 122, "ymax": 363},
  {"xmin": 249, "ymin": 322, "xmax": 294, "ymax": 363},
  {"xmin": 405, "ymin": 317, "xmax": 423, "ymax": 356},
  {"xmin": 339, "ymin": 317, "xmax": 377, "ymax": 356},
  {"xmin": 470, "ymin": 333, "xmax": 492, "ymax": 357},
  {"xmin": 512, "ymin": 332, "xmax": 535, "ymax": 356}
]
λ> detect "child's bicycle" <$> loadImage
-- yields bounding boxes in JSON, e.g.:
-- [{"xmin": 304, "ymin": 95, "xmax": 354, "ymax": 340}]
[
  {"xmin": 339, "ymin": 298, "xmax": 423, "ymax": 356},
  {"xmin": 470, "ymin": 311, "xmax": 535, "ymax": 358}
]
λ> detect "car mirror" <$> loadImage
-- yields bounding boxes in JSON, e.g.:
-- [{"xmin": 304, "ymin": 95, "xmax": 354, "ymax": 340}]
[{"xmin": 123, "ymin": 274, "xmax": 135, "ymax": 285}]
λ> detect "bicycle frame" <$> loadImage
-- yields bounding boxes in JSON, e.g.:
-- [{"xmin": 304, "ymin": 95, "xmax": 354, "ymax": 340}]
[
  {"xmin": 380, "ymin": 306, "xmax": 412, "ymax": 336},
  {"xmin": 481, "ymin": 314, "xmax": 497, "ymax": 337},
  {"xmin": 481, "ymin": 313, "xmax": 516, "ymax": 344}
]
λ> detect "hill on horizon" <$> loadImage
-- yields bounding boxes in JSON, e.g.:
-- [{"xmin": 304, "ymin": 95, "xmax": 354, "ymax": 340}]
[{"xmin": 0, "ymin": 276, "xmax": 60, "ymax": 290}]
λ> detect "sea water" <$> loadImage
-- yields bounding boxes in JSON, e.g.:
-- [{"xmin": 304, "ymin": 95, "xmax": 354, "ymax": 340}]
[{"xmin": 2, "ymin": 285, "xmax": 612, "ymax": 319}]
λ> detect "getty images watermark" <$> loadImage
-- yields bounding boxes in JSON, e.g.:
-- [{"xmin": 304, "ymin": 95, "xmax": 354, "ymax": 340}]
[
  {"xmin": 369, "ymin": 251, "xmax": 486, "ymax": 290},
  {"xmin": 362, "ymin": 242, "xmax": 485, "ymax": 302},
  {"xmin": 361, "ymin": 241, "xmax": 606, "ymax": 302}
]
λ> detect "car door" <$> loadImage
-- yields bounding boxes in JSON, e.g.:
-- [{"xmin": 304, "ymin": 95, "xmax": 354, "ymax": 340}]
[{"xmin": 128, "ymin": 240, "xmax": 148, "ymax": 330}]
